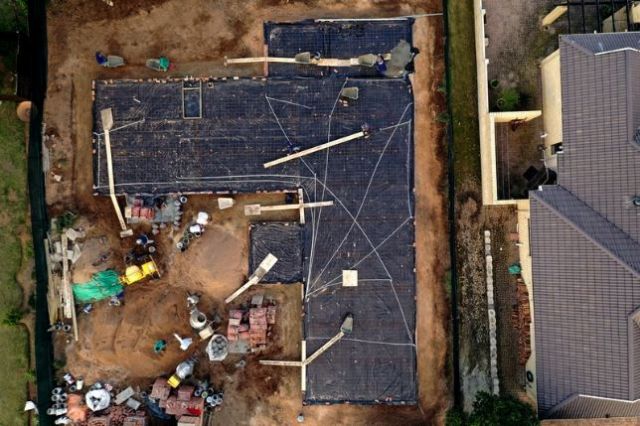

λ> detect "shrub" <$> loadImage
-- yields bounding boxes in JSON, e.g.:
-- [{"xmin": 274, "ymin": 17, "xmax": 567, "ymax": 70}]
[
  {"xmin": 2, "ymin": 307, "xmax": 23, "ymax": 326},
  {"xmin": 496, "ymin": 88, "xmax": 521, "ymax": 111},
  {"xmin": 447, "ymin": 392, "xmax": 538, "ymax": 426}
]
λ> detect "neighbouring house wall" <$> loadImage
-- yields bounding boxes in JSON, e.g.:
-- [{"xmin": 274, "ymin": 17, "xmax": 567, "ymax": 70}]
[
  {"xmin": 541, "ymin": 50, "xmax": 562, "ymax": 150},
  {"xmin": 475, "ymin": 0, "xmax": 542, "ymax": 205}
]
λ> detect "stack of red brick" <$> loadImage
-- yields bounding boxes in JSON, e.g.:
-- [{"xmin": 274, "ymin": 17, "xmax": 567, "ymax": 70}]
[
  {"xmin": 150, "ymin": 378, "xmax": 204, "ymax": 426},
  {"xmin": 227, "ymin": 305, "xmax": 276, "ymax": 349}
]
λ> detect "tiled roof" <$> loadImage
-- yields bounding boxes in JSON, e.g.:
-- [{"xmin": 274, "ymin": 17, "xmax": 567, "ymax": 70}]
[
  {"xmin": 532, "ymin": 32, "xmax": 640, "ymax": 419},
  {"xmin": 561, "ymin": 33, "xmax": 640, "ymax": 55}
]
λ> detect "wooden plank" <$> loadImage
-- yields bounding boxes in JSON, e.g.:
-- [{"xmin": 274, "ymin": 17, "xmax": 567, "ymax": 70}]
[
  {"xmin": 69, "ymin": 278, "xmax": 79, "ymax": 342},
  {"xmin": 541, "ymin": 5, "xmax": 567, "ymax": 27},
  {"xmin": 226, "ymin": 53, "xmax": 390, "ymax": 67},
  {"xmin": 225, "ymin": 56, "xmax": 297, "ymax": 65},
  {"xmin": 259, "ymin": 360, "xmax": 304, "ymax": 367},
  {"xmin": 301, "ymin": 340, "xmax": 307, "ymax": 391},
  {"xmin": 44, "ymin": 238, "xmax": 58, "ymax": 325},
  {"xmin": 244, "ymin": 201, "xmax": 333, "ymax": 216},
  {"xmin": 259, "ymin": 201, "xmax": 334, "ymax": 212},
  {"xmin": 61, "ymin": 234, "xmax": 72, "ymax": 319},
  {"xmin": 225, "ymin": 254, "xmax": 278, "ymax": 303},
  {"xmin": 264, "ymin": 131, "xmax": 365, "ymax": 168},
  {"xmin": 100, "ymin": 108, "xmax": 129, "ymax": 234},
  {"xmin": 303, "ymin": 331, "xmax": 344, "ymax": 365},
  {"xmin": 61, "ymin": 231, "xmax": 79, "ymax": 340}
]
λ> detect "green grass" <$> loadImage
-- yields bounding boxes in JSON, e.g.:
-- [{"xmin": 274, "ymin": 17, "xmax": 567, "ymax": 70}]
[
  {"xmin": 447, "ymin": 0, "xmax": 482, "ymax": 188},
  {"xmin": 0, "ymin": 100, "xmax": 29, "ymax": 425}
]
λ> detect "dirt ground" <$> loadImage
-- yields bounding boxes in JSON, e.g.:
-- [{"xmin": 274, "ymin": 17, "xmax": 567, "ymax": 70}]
[{"xmin": 45, "ymin": 0, "xmax": 448, "ymax": 424}]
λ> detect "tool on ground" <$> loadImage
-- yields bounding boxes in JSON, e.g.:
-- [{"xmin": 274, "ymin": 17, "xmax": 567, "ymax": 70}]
[
  {"xmin": 120, "ymin": 257, "xmax": 160, "ymax": 285},
  {"xmin": 225, "ymin": 253, "xmax": 278, "ymax": 304},
  {"xmin": 167, "ymin": 358, "xmax": 195, "ymax": 388},
  {"xmin": 146, "ymin": 56, "xmax": 172, "ymax": 72},
  {"xmin": 95, "ymin": 52, "xmax": 125, "ymax": 68},
  {"xmin": 224, "ymin": 52, "xmax": 390, "ymax": 67},
  {"xmin": 263, "ymin": 130, "xmax": 366, "ymax": 168},
  {"xmin": 154, "ymin": 339, "xmax": 167, "ymax": 354},
  {"xmin": 100, "ymin": 108, "xmax": 133, "ymax": 238},
  {"xmin": 173, "ymin": 333, "xmax": 193, "ymax": 351}
]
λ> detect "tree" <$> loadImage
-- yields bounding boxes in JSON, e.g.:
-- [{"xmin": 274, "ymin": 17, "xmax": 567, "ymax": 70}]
[
  {"xmin": 446, "ymin": 392, "xmax": 539, "ymax": 426},
  {"xmin": 445, "ymin": 408, "xmax": 468, "ymax": 426},
  {"xmin": 468, "ymin": 392, "xmax": 538, "ymax": 426},
  {"xmin": 0, "ymin": 0, "xmax": 28, "ymax": 33}
]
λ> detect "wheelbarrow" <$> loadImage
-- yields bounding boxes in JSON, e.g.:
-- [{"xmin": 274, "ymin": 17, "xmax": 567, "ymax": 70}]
[
  {"xmin": 146, "ymin": 56, "xmax": 173, "ymax": 72},
  {"xmin": 96, "ymin": 51, "xmax": 125, "ymax": 68}
]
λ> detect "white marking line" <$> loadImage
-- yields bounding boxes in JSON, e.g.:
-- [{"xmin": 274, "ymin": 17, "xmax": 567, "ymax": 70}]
[
  {"xmin": 264, "ymin": 93, "xmax": 320, "ymax": 297},
  {"xmin": 405, "ymin": 126, "xmax": 413, "ymax": 218},
  {"xmin": 306, "ymin": 78, "xmax": 349, "ymax": 289},
  {"xmin": 93, "ymin": 118, "xmax": 145, "ymax": 136},
  {"xmin": 310, "ymin": 104, "xmax": 413, "ymax": 288},
  {"xmin": 265, "ymin": 95, "xmax": 313, "ymax": 110},
  {"xmin": 318, "ymin": 217, "xmax": 413, "ymax": 288},
  {"xmin": 97, "ymin": 134, "xmax": 101, "ymax": 188},
  {"xmin": 306, "ymin": 336, "xmax": 415, "ymax": 348},
  {"xmin": 265, "ymin": 95, "xmax": 293, "ymax": 145},
  {"xmin": 177, "ymin": 173, "xmax": 315, "ymax": 181},
  {"xmin": 306, "ymin": 278, "xmax": 392, "ymax": 299},
  {"xmin": 308, "ymin": 179, "xmax": 414, "ymax": 342},
  {"xmin": 379, "ymin": 120, "xmax": 412, "ymax": 132},
  {"xmin": 100, "ymin": 177, "xmax": 305, "ymax": 189}
]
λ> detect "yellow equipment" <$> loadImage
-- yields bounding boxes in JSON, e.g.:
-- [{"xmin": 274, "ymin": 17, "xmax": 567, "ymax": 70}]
[
  {"xmin": 167, "ymin": 375, "xmax": 181, "ymax": 388},
  {"xmin": 120, "ymin": 258, "xmax": 160, "ymax": 286},
  {"xmin": 167, "ymin": 359, "xmax": 195, "ymax": 388}
]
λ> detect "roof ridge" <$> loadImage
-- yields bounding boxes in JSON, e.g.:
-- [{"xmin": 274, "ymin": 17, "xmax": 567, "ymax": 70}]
[
  {"xmin": 531, "ymin": 185, "xmax": 640, "ymax": 280},
  {"xmin": 560, "ymin": 36, "xmax": 594, "ymax": 56}
]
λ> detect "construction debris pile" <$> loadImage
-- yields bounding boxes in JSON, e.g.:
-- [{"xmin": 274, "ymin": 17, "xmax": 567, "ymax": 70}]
[
  {"xmin": 227, "ymin": 293, "xmax": 277, "ymax": 353},
  {"xmin": 47, "ymin": 372, "xmax": 223, "ymax": 426},
  {"xmin": 512, "ymin": 276, "xmax": 532, "ymax": 366},
  {"xmin": 45, "ymin": 219, "xmax": 87, "ymax": 341},
  {"xmin": 124, "ymin": 194, "xmax": 184, "ymax": 225},
  {"xmin": 46, "ymin": 374, "xmax": 149, "ymax": 426},
  {"xmin": 176, "ymin": 211, "xmax": 210, "ymax": 252},
  {"xmin": 150, "ymin": 377, "xmax": 223, "ymax": 425}
]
